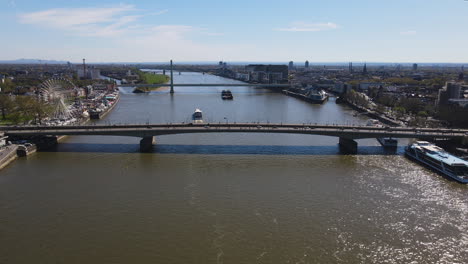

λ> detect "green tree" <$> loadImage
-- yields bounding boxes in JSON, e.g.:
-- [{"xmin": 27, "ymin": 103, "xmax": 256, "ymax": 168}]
[
  {"xmin": 0, "ymin": 94, "xmax": 14, "ymax": 119},
  {"xmin": 417, "ymin": 111, "xmax": 428, "ymax": 118},
  {"xmin": 0, "ymin": 78, "xmax": 15, "ymax": 93},
  {"xmin": 394, "ymin": 106, "xmax": 406, "ymax": 119}
]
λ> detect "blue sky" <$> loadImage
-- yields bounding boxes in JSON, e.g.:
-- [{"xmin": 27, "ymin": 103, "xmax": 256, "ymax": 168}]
[{"xmin": 1, "ymin": 0, "xmax": 467, "ymax": 63}]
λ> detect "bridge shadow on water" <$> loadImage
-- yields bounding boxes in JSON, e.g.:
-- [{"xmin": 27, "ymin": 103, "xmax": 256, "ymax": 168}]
[{"xmin": 44, "ymin": 143, "xmax": 405, "ymax": 156}]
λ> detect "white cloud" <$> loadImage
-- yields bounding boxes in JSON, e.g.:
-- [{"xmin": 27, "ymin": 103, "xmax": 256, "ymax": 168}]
[
  {"xmin": 15, "ymin": 5, "xmax": 235, "ymax": 62},
  {"xmin": 18, "ymin": 5, "xmax": 169, "ymax": 37},
  {"xmin": 276, "ymin": 22, "xmax": 339, "ymax": 32},
  {"xmin": 150, "ymin": 9, "xmax": 169, "ymax": 16},
  {"xmin": 400, "ymin": 30, "xmax": 417, "ymax": 36}
]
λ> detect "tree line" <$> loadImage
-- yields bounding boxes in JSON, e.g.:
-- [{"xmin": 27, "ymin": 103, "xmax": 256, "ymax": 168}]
[{"xmin": 0, "ymin": 94, "xmax": 52, "ymax": 125}]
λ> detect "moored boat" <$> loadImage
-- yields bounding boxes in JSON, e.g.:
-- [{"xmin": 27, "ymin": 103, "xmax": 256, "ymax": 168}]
[
  {"xmin": 377, "ymin": 137, "xmax": 398, "ymax": 148},
  {"xmin": 367, "ymin": 119, "xmax": 397, "ymax": 148},
  {"xmin": 405, "ymin": 141, "xmax": 468, "ymax": 183},
  {"xmin": 305, "ymin": 88, "xmax": 328, "ymax": 103}
]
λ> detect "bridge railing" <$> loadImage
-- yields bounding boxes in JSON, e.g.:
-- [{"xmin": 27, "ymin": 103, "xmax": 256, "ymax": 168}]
[{"xmin": 2, "ymin": 123, "xmax": 468, "ymax": 134}]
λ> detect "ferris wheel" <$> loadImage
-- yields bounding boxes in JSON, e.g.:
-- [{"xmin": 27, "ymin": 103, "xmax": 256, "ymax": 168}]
[{"xmin": 38, "ymin": 77, "xmax": 77, "ymax": 120}]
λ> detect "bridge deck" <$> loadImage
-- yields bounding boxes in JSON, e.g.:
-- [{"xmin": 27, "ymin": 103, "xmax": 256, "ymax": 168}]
[
  {"xmin": 3, "ymin": 123, "xmax": 467, "ymax": 140},
  {"xmin": 119, "ymin": 83, "xmax": 291, "ymax": 88}
]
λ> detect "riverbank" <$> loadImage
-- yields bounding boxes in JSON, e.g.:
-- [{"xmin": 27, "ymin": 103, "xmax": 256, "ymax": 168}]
[
  {"xmin": 0, "ymin": 89, "xmax": 121, "ymax": 170},
  {"xmin": 337, "ymin": 97, "xmax": 403, "ymax": 127},
  {"xmin": 0, "ymin": 145, "xmax": 18, "ymax": 170},
  {"xmin": 133, "ymin": 72, "xmax": 170, "ymax": 93},
  {"xmin": 94, "ymin": 92, "xmax": 120, "ymax": 119}
]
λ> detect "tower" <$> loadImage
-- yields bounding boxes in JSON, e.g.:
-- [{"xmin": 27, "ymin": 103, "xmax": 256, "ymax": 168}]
[
  {"xmin": 305, "ymin": 60, "xmax": 309, "ymax": 68},
  {"xmin": 363, "ymin": 63, "xmax": 367, "ymax": 74},
  {"xmin": 82, "ymin": 58, "xmax": 86, "ymax": 79},
  {"xmin": 170, "ymin": 60, "xmax": 174, "ymax": 94},
  {"xmin": 349, "ymin": 62, "xmax": 353, "ymax": 73}
]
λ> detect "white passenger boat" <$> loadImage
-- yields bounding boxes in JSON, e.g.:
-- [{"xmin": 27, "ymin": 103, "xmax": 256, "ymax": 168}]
[{"xmin": 405, "ymin": 141, "xmax": 468, "ymax": 183}]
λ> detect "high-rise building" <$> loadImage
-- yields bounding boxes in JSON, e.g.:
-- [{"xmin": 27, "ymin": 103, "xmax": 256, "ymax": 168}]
[
  {"xmin": 437, "ymin": 82, "xmax": 462, "ymax": 105},
  {"xmin": 363, "ymin": 63, "xmax": 367, "ymax": 74},
  {"xmin": 288, "ymin": 61, "xmax": 294, "ymax": 71},
  {"xmin": 305, "ymin": 60, "xmax": 309, "ymax": 68},
  {"xmin": 245, "ymin": 64, "xmax": 288, "ymax": 84},
  {"xmin": 82, "ymin": 59, "xmax": 86, "ymax": 78},
  {"xmin": 413, "ymin": 63, "xmax": 418, "ymax": 71},
  {"xmin": 349, "ymin": 62, "xmax": 353, "ymax": 73}
]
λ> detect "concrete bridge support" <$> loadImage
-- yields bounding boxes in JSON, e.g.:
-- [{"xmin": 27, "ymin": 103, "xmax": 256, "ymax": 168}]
[
  {"xmin": 339, "ymin": 137, "xmax": 358, "ymax": 154},
  {"xmin": 140, "ymin": 136, "xmax": 156, "ymax": 152}
]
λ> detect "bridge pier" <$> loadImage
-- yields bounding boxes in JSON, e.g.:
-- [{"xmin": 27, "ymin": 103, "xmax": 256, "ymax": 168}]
[
  {"xmin": 339, "ymin": 137, "xmax": 358, "ymax": 154},
  {"xmin": 140, "ymin": 136, "xmax": 156, "ymax": 152}
]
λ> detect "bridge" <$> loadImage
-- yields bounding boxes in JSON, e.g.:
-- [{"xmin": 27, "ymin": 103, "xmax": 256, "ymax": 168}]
[
  {"xmin": 3, "ymin": 123, "xmax": 468, "ymax": 153},
  {"xmin": 118, "ymin": 60, "xmax": 291, "ymax": 93},
  {"xmin": 119, "ymin": 83, "xmax": 291, "ymax": 88}
]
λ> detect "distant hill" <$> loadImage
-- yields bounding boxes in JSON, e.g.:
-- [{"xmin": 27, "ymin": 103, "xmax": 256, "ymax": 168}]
[{"xmin": 0, "ymin": 59, "xmax": 69, "ymax": 64}]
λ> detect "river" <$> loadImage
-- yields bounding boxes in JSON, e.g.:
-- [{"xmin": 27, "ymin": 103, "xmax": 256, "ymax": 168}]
[{"xmin": 1, "ymin": 72, "xmax": 467, "ymax": 263}]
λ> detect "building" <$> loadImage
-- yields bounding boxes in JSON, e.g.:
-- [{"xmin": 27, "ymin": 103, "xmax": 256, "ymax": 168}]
[
  {"xmin": 288, "ymin": 61, "xmax": 294, "ymax": 71},
  {"xmin": 358, "ymin": 82, "xmax": 384, "ymax": 92},
  {"xmin": 305, "ymin": 60, "xmax": 309, "ymax": 68},
  {"xmin": 245, "ymin": 64, "xmax": 288, "ymax": 84},
  {"xmin": 413, "ymin": 63, "xmax": 418, "ymax": 71},
  {"xmin": 77, "ymin": 67, "xmax": 101, "ymax": 80},
  {"xmin": 437, "ymin": 82, "xmax": 462, "ymax": 105},
  {"xmin": 235, "ymin": 72, "xmax": 250, "ymax": 81}
]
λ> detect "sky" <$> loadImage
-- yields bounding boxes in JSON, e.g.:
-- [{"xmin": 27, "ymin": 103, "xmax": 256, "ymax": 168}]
[{"xmin": 1, "ymin": 0, "xmax": 467, "ymax": 63}]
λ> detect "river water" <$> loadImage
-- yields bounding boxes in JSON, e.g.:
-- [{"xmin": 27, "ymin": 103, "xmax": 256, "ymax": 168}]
[{"xmin": 1, "ymin": 72, "xmax": 467, "ymax": 263}]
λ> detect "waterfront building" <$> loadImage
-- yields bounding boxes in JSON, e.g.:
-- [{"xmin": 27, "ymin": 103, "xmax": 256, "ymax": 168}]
[
  {"xmin": 245, "ymin": 64, "xmax": 288, "ymax": 84},
  {"xmin": 235, "ymin": 72, "xmax": 250, "ymax": 81}
]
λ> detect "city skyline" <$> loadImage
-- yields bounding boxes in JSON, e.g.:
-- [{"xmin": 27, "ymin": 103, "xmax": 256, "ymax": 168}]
[{"xmin": 1, "ymin": 0, "xmax": 468, "ymax": 63}]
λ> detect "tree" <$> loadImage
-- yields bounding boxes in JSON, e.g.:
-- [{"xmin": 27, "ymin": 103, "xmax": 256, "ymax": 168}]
[
  {"xmin": 394, "ymin": 106, "xmax": 406, "ymax": 119},
  {"xmin": 417, "ymin": 111, "xmax": 428, "ymax": 118},
  {"xmin": 376, "ymin": 104, "xmax": 386, "ymax": 114},
  {"xmin": 0, "ymin": 78, "xmax": 14, "ymax": 93},
  {"xmin": 0, "ymin": 94, "xmax": 14, "ymax": 119}
]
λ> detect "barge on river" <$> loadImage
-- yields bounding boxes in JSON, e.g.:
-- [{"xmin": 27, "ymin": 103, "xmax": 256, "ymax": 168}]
[{"xmin": 405, "ymin": 141, "xmax": 468, "ymax": 184}]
